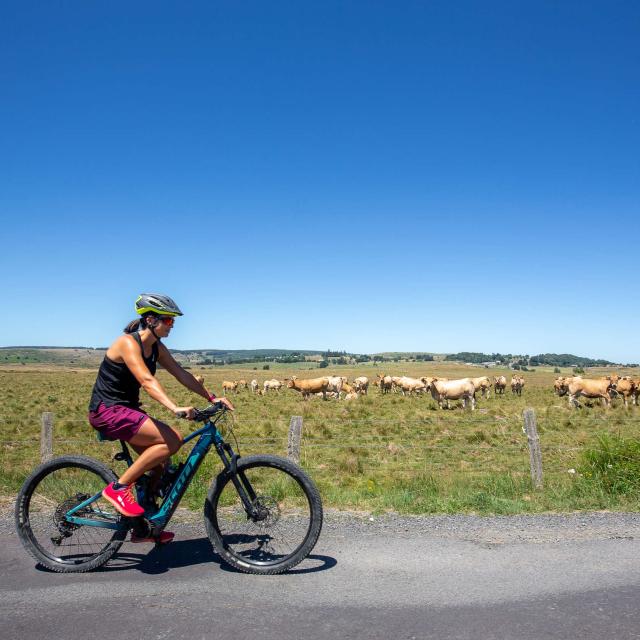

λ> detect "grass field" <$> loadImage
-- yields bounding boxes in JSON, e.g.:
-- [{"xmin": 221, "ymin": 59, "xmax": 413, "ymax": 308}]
[{"xmin": 2, "ymin": 362, "xmax": 640, "ymax": 515}]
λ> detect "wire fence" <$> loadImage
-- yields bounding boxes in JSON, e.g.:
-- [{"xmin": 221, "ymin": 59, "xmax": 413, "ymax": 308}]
[{"xmin": 2, "ymin": 411, "xmax": 640, "ymax": 488}]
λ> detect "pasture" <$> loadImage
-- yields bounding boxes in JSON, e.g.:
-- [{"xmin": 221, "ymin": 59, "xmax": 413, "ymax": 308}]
[{"xmin": 2, "ymin": 362, "xmax": 640, "ymax": 515}]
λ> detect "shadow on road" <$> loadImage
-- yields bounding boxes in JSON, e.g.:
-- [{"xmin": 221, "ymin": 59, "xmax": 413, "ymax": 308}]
[{"xmin": 83, "ymin": 537, "xmax": 337, "ymax": 575}]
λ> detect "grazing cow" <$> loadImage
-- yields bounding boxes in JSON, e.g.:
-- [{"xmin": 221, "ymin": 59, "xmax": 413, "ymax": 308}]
[
  {"xmin": 494, "ymin": 376, "xmax": 507, "ymax": 394},
  {"xmin": 287, "ymin": 376, "xmax": 330, "ymax": 400},
  {"xmin": 428, "ymin": 378, "xmax": 476, "ymax": 410},
  {"xmin": 353, "ymin": 376, "xmax": 369, "ymax": 395},
  {"xmin": 470, "ymin": 376, "xmax": 492, "ymax": 399},
  {"xmin": 511, "ymin": 375, "xmax": 525, "ymax": 396},
  {"xmin": 222, "ymin": 380, "xmax": 238, "ymax": 394},
  {"xmin": 237, "ymin": 379, "xmax": 248, "ymax": 390},
  {"xmin": 612, "ymin": 377, "xmax": 636, "ymax": 407},
  {"xmin": 554, "ymin": 377, "xmax": 567, "ymax": 395},
  {"xmin": 194, "ymin": 375, "xmax": 205, "ymax": 385},
  {"xmin": 557, "ymin": 377, "xmax": 618, "ymax": 408},
  {"xmin": 263, "ymin": 379, "xmax": 283, "ymax": 393},
  {"xmin": 250, "ymin": 379, "xmax": 259, "ymax": 393}
]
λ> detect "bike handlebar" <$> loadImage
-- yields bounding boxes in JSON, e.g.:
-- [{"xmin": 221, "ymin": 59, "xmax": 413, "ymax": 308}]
[{"xmin": 175, "ymin": 402, "xmax": 226, "ymax": 422}]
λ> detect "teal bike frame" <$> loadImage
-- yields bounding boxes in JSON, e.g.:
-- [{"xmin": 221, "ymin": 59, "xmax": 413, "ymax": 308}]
[{"xmin": 65, "ymin": 407, "xmax": 240, "ymax": 533}]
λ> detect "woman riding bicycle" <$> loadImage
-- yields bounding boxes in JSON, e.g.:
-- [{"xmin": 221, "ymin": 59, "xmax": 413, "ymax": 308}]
[{"xmin": 88, "ymin": 293, "xmax": 234, "ymax": 542}]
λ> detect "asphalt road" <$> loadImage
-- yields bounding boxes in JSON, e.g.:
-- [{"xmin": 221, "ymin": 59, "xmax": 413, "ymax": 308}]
[{"xmin": 2, "ymin": 513, "xmax": 640, "ymax": 640}]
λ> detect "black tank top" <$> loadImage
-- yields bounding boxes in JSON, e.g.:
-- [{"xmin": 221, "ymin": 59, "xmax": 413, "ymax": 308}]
[{"xmin": 89, "ymin": 333, "xmax": 159, "ymax": 411}]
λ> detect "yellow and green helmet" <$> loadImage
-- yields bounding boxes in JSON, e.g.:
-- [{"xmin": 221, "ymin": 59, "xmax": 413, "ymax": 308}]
[{"xmin": 135, "ymin": 293, "xmax": 183, "ymax": 317}]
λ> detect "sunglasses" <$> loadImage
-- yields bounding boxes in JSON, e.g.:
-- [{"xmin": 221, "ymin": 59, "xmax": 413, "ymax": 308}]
[{"xmin": 160, "ymin": 316, "xmax": 176, "ymax": 327}]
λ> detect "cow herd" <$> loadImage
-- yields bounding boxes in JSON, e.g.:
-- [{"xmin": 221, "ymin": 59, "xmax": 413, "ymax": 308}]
[
  {"xmin": 197, "ymin": 372, "xmax": 639, "ymax": 410},
  {"xmin": 554, "ymin": 374, "xmax": 639, "ymax": 408},
  {"xmin": 373, "ymin": 374, "xmax": 525, "ymax": 410},
  {"xmin": 194, "ymin": 373, "xmax": 527, "ymax": 410}
]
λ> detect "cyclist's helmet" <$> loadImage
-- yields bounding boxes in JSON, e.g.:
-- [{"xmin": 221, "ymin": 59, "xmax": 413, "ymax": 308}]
[{"xmin": 135, "ymin": 293, "xmax": 184, "ymax": 317}]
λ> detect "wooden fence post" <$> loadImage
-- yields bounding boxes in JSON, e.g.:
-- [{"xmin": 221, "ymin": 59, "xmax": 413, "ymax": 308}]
[
  {"xmin": 288, "ymin": 416, "xmax": 303, "ymax": 464},
  {"xmin": 523, "ymin": 408, "xmax": 543, "ymax": 489},
  {"xmin": 41, "ymin": 412, "xmax": 54, "ymax": 463}
]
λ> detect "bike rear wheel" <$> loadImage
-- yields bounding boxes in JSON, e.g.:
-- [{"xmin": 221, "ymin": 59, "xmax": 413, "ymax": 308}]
[
  {"xmin": 15, "ymin": 455, "xmax": 127, "ymax": 573},
  {"xmin": 204, "ymin": 455, "xmax": 323, "ymax": 575}
]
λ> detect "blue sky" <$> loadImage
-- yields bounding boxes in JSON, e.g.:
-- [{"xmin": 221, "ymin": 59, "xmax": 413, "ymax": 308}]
[{"xmin": 1, "ymin": 1, "xmax": 638, "ymax": 362}]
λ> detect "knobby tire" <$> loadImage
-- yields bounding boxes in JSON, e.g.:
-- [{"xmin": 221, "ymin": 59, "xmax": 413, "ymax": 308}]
[{"xmin": 204, "ymin": 455, "xmax": 323, "ymax": 575}]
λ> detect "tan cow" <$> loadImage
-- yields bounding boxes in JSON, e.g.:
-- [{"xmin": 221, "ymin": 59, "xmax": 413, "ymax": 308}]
[
  {"xmin": 470, "ymin": 376, "xmax": 492, "ymax": 399},
  {"xmin": 396, "ymin": 377, "xmax": 428, "ymax": 396},
  {"xmin": 377, "ymin": 374, "xmax": 393, "ymax": 394},
  {"xmin": 554, "ymin": 377, "xmax": 567, "ymax": 395},
  {"xmin": 612, "ymin": 377, "xmax": 636, "ymax": 407},
  {"xmin": 494, "ymin": 376, "xmax": 507, "ymax": 394},
  {"xmin": 194, "ymin": 375, "xmax": 205, "ymax": 385},
  {"xmin": 222, "ymin": 380, "xmax": 238, "ymax": 394},
  {"xmin": 263, "ymin": 379, "xmax": 283, "ymax": 393},
  {"xmin": 511, "ymin": 375, "xmax": 525, "ymax": 396},
  {"xmin": 353, "ymin": 376, "xmax": 369, "ymax": 395},
  {"xmin": 428, "ymin": 378, "xmax": 476, "ymax": 410},
  {"xmin": 237, "ymin": 379, "xmax": 248, "ymax": 390},
  {"xmin": 326, "ymin": 376, "xmax": 344, "ymax": 399},
  {"xmin": 560, "ymin": 377, "xmax": 617, "ymax": 408},
  {"xmin": 341, "ymin": 382, "xmax": 355, "ymax": 394},
  {"xmin": 287, "ymin": 376, "xmax": 330, "ymax": 400}
]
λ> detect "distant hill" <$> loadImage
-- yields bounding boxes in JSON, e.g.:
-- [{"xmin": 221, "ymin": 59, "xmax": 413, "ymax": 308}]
[
  {"xmin": 1, "ymin": 346, "xmax": 633, "ymax": 368},
  {"xmin": 0, "ymin": 346, "xmax": 325, "ymax": 367},
  {"xmin": 443, "ymin": 351, "xmax": 629, "ymax": 367}
]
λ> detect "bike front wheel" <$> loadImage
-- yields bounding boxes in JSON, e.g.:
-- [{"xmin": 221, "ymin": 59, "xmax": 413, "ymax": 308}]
[
  {"xmin": 15, "ymin": 455, "xmax": 127, "ymax": 573},
  {"xmin": 204, "ymin": 455, "xmax": 323, "ymax": 575}
]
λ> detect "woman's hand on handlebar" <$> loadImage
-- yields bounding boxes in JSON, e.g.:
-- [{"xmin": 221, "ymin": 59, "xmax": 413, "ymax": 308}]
[
  {"xmin": 216, "ymin": 397, "xmax": 235, "ymax": 411},
  {"xmin": 174, "ymin": 406, "xmax": 196, "ymax": 420}
]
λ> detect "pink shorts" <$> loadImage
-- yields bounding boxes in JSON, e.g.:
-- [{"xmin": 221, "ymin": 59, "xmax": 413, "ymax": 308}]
[{"xmin": 88, "ymin": 403, "xmax": 148, "ymax": 441}]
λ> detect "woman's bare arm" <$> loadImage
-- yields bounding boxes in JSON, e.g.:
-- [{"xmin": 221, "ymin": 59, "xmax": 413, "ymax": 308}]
[
  {"xmin": 158, "ymin": 344, "xmax": 235, "ymax": 410},
  {"xmin": 157, "ymin": 343, "xmax": 212, "ymax": 401}
]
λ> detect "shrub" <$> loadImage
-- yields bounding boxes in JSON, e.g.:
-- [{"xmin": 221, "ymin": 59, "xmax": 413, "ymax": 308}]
[
  {"xmin": 579, "ymin": 434, "xmax": 640, "ymax": 495},
  {"xmin": 262, "ymin": 364, "xmax": 270, "ymax": 370},
  {"xmin": 573, "ymin": 367, "xmax": 585, "ymax": 375},
  {"xmin": 318, "ymin": 360, "xmax": 328, "ymax": 369},
  {"xmin": 554, "ymin": 367, "xmax": 561, "ymax": 374}
]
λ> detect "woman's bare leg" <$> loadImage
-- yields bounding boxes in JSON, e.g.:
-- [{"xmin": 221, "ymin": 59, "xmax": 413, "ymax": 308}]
[{"xmin": 117, "ymin": 418, "xmax": 182, "ymax": 486}]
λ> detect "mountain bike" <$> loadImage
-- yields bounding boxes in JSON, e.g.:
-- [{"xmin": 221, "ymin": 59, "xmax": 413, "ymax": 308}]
[{"xmin": 15, "ymin": 403, "xmax": 323, "ymax": 574}]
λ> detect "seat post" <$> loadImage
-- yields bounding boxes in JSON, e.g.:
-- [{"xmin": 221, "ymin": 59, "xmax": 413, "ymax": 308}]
[{"xmin": 119, "ymin": 440, "xmax": 134, "ymax": 467}]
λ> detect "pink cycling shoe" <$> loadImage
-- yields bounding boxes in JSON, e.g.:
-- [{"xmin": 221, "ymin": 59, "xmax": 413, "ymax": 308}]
[
  {"xmin": 131, "ymin": 530, "xmax": 175, "ymax": 544},
  {"xmin": 102, "ymin": 482, "xmax": 145, "ymax": 518}
]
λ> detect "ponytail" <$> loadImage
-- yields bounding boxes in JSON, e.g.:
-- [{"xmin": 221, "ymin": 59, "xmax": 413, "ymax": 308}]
[
  {"xmin": 124, "ymin": 312, "xmax": 159, "ymax": 334},
  {"xmin": 124, "ymin": 318, "xmax": 143, "ymax": 334}
]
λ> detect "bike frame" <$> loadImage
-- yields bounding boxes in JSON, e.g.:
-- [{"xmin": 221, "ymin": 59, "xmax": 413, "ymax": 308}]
[{"xmin": 65, "ymin": 414, "xmax": 253, "ymax": 532}]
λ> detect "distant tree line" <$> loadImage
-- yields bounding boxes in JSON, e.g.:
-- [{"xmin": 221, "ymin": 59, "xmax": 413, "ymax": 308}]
[
  {"xmin": 444, "ymin": 352, "xmax": 510, "ymax": 364},
  {"xmin": 528, "ymin": 353, "xmax": 615, "ymax": 367},
  {"xmin": 445, "ymin": 352, "xmax": 622, "ymax": 367}
]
